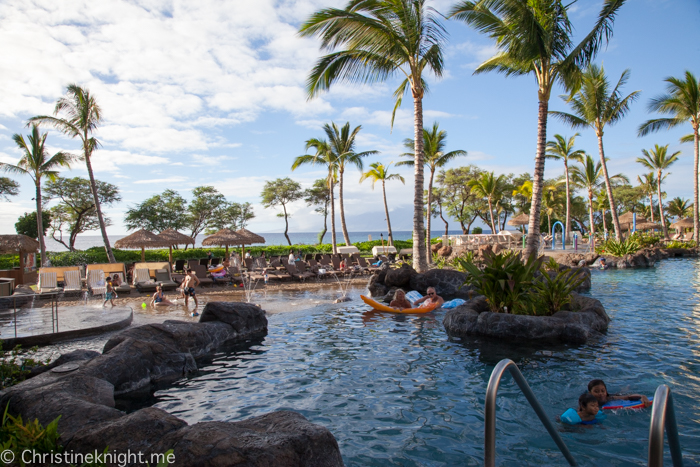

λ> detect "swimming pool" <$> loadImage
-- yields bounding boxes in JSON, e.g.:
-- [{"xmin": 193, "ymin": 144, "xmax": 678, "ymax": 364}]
[{"xmin": 155, "ymin": 258, "xmax": 700, "ymax": 466}]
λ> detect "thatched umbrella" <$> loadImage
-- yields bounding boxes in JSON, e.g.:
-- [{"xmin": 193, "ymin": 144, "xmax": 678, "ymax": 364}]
[
  {"xmin": 0, "ymin": 235, "xmax": 40, "ymax": 285},
  {"xmin": 670, "ymin": 218, "xmax": 694, "ymax": 229},
  {"xmin": 157, "ymin": 229, "xmax": 195, "ymax": 264},
  {"xmin": 114, "ymin": 229, "xmax": 170, "ymax": 262},
  {"xmin": 202, "ymin": 229, "xmax": 246, "ymax": 257},
  {"xmin": 618, "ymin": 212, "xmax": 647, "ymax": 230},
  {"xmin": 508, "ymin": 213, "xmax": 530, "ymax": 227},
  {"xmin": 635, "ymin": 221, "xmax": 661, "ymax": 231},
  {"xmin": 235, "ymin": 228, "xmax": 266, "ymax": 259}
]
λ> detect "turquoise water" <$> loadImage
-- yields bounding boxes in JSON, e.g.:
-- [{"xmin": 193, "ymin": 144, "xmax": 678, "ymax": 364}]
[{"xmin": 155, "ymin": 258, "xmax": 700, "ymax": 466}]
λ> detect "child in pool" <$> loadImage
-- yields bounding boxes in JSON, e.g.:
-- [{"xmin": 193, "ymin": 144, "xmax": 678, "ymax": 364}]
[
  {"xmin": 561, "ymin": 393, "xmax": 607, "ymax": 425},
  {"xmin": 588, "ymin": 379, "xmax": 651, "ymax": 407}
]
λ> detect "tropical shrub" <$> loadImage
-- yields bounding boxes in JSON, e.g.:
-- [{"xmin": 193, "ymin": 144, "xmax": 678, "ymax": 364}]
[
  {"xmin": 544, "ymin": 257, "xmax": 560, "ymax": 271},
  {"xmin": 596, "ymin": 237, "xmax": 641, "ymax": 257},
  {"xmin": 532, "ymin": 270, "xmax": 585, "ymax": 316},
  {"xmin": 0, "ymin": 342, "xmax": 46, "ymax": 390},
  {"xmin": 472, "ymin": 227, "xmax": 483, "ymax": 234},
  {"xmin": 631, "ymin": 232, "xmax": 662, "ymax": 248},
  {"xmin": 461, "ymin": 250, "xmax": 544, "ymax": 314},
  {"xmin": 0, "ymin": 254, "xmax": 19, "ymax": 270},
  {"xmin": 1, "ymin": 405, "xmax": 62, "ymax": 461},
  {"xmin": 664, "ymin": 240, "xmax": 697, "ymax": 249},
  {"xmin": 452, "ymin": 251, "xmax": 476, "ymax": 272},
  {"xmin": 432, "ymin": 253, "xmax": 448, "ymax": 269}
]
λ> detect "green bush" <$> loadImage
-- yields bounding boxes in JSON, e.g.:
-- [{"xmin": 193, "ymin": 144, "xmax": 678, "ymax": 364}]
[
  {"xmin": 451, "ymin": 251, "xmax": 476, "ymax": 272},
  {"xmin": 664, "ymin": 240, "xmax": 697, "ymax": 249},
  {"xmin": 1, "ymin": 405, "xmax": 62, "ymax": 464},
  {"xmin": 631, "ymin": 231, "xmax": 662, "ymax": 248},
  {"xmin": 532, "ymin": 270, "xmax": 585, "ymax": 316},
  {"xmin": 595, "ymin": 237, "xmax": 641, "ymax": 257},
  {"xmin": 0, "ymin": 342, "xmax": 47, "ymax": 390},
  {"xmin": 0, "ymin": 254, "xmax": 19, "ymax": 270},
  {"xmin": 472, "ymin": 227, "xmax": 483, "ymax": 234}
]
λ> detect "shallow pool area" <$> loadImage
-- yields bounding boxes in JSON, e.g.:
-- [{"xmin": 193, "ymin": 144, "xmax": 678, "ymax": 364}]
[{"xmin": 154, "ymin": 258, "xmax": 700, "ymax": 466}]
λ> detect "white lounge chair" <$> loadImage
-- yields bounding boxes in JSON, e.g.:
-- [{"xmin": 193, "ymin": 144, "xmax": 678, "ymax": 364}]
[
  {"xmin": 64, "ymin": 270, "xmax": 82, "ymax": 293},
  {"xmin": 134, "ymin": 268, "xmax": 157, "ymax": 292},
  {"xmin": 39, "ymin": 272, "xmax": 62, "ymax": 294},
  {"xmin": 87, "ymin": 269, "xmax": 106, "ymax": 296}
]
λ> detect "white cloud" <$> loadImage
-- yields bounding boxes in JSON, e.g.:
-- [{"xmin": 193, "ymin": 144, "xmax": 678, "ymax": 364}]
[{"xmin": 133, "ymin": 176, "xmax": 187, "ymax": 184}]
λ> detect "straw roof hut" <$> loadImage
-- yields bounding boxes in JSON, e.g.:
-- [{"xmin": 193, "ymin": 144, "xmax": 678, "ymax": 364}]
[
  {"xmin": 202, "ymin": 229, "xmax": 246, "ymax": 256},
  {"xmin": 508, "ymin": 213, "xmax": 530, "ymax": 227},
  {"xmin": 618, "ymin": 212, "xmax": 647, "ymax": 230},
  {"xmin": 0, "ymin": 235, "xmax": 40, "ymax": 254},
  {"xmin": 157, "ymin": 229, "xmax": 195, "ymax": 263},
  {"xmin": 635, "ymin": 222, "xmax": 661, "ymax": 231},
  {"xmin": 235, "ymin": 228, "xmax": 265, "ymax": 258},
  {"xmin": 115, "ymin": 229, "xmax": 170, "ymax": 262},
  {"xmin": 670, "ymin": 218, "xmax": 694, "ymax": 229}
]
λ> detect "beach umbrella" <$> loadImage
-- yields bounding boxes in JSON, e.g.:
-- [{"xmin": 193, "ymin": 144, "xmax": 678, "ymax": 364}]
[
  {"xmin": 235, "ymin": 228, "xmax": 266, "ymax": 259},
  {"xmin": 635, "ymin": 221, "xmax": 661, "ymax": 231},
  {"xmin": 114, "ymin": 229, "xmax": 170, "ymax": 262},
  {"xmin": 618, "ymin": 212, "xmax": 647, "ymax": 230},
  {"xmin": 202, "ymin": 229, "xmax": 246, "ymax": 257},
  {"xmin": 670, "ymin": 218, "xmax": 694, "ymax": 229},
  {"xmin": 508, "ymin": 213, "xmax": 530, "ymax": 227},
  {"xmin": 157, "ymin": 229, "xmax": 195, "ymax": 264}
]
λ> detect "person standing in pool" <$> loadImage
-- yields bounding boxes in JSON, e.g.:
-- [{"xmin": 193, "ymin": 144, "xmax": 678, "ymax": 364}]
[
  {"xmin": 414, "ymin": 287, "xmax": 445, "ymax": 307},
  {"xmin": 182, "ymin": 268, "xmax": 200, "ymax": 309},
  {"xmin": 588, "ymin": 379, "xmax": 651, "ymax": 407},
  {"xmin": 103, "ymin": 277, "xmax": 116, "ymax": 307}
]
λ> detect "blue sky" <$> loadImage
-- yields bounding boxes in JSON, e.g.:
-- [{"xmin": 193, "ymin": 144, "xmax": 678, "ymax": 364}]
[{"xmin": 0, "ymin": 0, "xmax": 698, "ymax": 236}]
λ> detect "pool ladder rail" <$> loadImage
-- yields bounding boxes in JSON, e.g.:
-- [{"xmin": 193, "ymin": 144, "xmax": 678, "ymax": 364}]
[{"xmin": 485, "ymin": 359, "xmax": 684, "ymax": 467}]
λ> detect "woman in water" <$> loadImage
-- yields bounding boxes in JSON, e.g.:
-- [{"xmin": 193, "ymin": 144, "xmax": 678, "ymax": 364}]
[
  {"xmin": 389, "ymin": 289, "xmax": 412, "ymax": 310},
  {"xmin": 588, "ymin": 379, "xmax": 651, "ymax": 407},
  {"xmin": 151, "ymin": 284, "xmax": 176, "ymax": 307}
]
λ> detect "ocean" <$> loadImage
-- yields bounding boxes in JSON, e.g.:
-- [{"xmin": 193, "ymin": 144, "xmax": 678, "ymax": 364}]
[{"xmin": 42, "ymin": 230, "xmax": 477, "ymax": 252}]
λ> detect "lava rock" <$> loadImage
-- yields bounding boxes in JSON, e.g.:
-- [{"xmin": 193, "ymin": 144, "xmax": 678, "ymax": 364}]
[
  {"xmin": 409, "ymin": 269, "xmax": 471, "ymax": 300},
  {"xmin": 367, "ymin": 274, "xmax": 387, "ymax": 298},
  {"xmin": 431, "ymin": 242, "xmax": 443, "ymax": 253},
  {"xmin": 384, "ymin": 263, "xmax": 416, "ymax": 288},
  {"xmin": 438, "ymin": 245, "xmax": 453, "ymax": 257},
  {"xmin": 30, "ymin": 349, "xmax": 101, "ymax": 377},
  {"xmin": 148, "ymin": 411, "xmax": 344, "ymax": 467}
]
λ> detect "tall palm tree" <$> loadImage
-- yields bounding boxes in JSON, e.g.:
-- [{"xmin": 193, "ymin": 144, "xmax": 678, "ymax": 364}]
[
  {"xmin": 450, "ymin": 0, "xmax": 626, "ymax": 257},
  {"xmin": 299, "ymin": 0, "xmax": 447, "ymax": 273},
  {"xmin": 636, "ymin": 172, "xmax": 657, "ymax": 222},
  {"xmin": 398, "ymin": 122, "xmax": 466, "ymax": 260},
  {"xmin": 467, "ymin": 172, "xmax": 506, "ymax": 234},
  {"xmin": 546, "ymin": 134, "xmax": 585, "ymax": 242},
  {"xmin": 667, "ymin": 197, "xmax": 693, "ymax": 220},
  {"xmin": 636, "ymin": 144, "xmax": 680, "ymax": 239},
  {"xmin": 638, "ymin": 71, "xmax": 700, "ymax": 241},
  {"xmin": 28, "ymin": 84, "xmax": 116, "ymax": 263},
  {"xmin": 324, "ymin": 122, "xmax": 378, "ymax": 246},
  {"xmin": 541, "ymin": 182, "xmax": 566, "ymax": 235},
  {"xmin": 360, "ymin": 162, "xmax": 405, "ymax": 245},
  {"xmin": 551, "ymin": 64, "xmax": 640, "ymax": 241},
  {"xmin": 0, "ymin": 125, "xmax": 72, "ymax": 265},
  {"xmin": 292, "ymin": 139, "xmax": 340, "ymax": 253},
  {"xmin": 570, "ymin": 154, "xmax": 628, "ymax": 247}
]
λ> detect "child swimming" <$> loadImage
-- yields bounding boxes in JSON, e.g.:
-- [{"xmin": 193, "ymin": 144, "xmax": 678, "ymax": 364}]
[
  {"xmin": 561, "ymin": 393, "xmax": 607, "ymax": 425},
  {"xmin": 588, "ymin": 379, "xmax": 651, "ymax": 407}
]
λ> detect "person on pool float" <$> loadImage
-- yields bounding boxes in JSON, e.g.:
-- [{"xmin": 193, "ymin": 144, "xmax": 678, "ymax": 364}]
[
  {"xmin": 414, "ymin": 287, "xmax": 445, "ymax": 307},
  {"xmin": 151, "ymin": 284, "xmax": 176, "ymax": 307},
  {"xmin": 588, "ymin": 379, "xmax": 651, "ymax": 407},
  {"xmin": 561, "ymin": 393, "xmax": 606, "ymax": 425},
  {"xmin": 389, "ymin": 289, "xmax": 412, "ymax": 310}
]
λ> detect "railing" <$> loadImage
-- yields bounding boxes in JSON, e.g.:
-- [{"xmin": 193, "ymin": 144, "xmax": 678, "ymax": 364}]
[
  {"xmin": 485, "ymin": 359, "xmax": 577, "ymax": 467},
  {"xmin": 648, "ymin": 385, "xmax": 684, "ymax": 467},
  {"xmin": 5, "ymin": 292, "xmax": 60, "ymax": 338}
]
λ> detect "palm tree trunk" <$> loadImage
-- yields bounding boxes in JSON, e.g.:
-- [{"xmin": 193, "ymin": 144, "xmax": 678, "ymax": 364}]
[
  {"xmin": 319, "ymin": 199, "xmax": 328, "ymax": 244},
  {"xmin": 693, "ymin": 127, "xmax": 699, "ymax": 242},
  {"xmin": 588, "ymin": 190, "xmax": 595, "ymax": 249},
  {"xmin": 596, "ymin": 132, "xmax": 621, "ymax": 240},
  {"xmin": 381, "ymin": 179, "xmax": 394, "ymax": 247},
  {"xmin": 35, "ymin": 182, "xmax": 46, "ymax": 266},
  {"xmin": 412, "ymin": 94, "xmax": 427, "ymax": 272},
  {"xmin": 525, "ymin": 99, "xmax": 548, "ymax": 257},
  {"xmin": 283, "ymin": 203, "xmax": 291, "ymax": 245},
  {"xmin": 84, "ymin": 143, "xmax": 116, "ymax": 263},
  {"xmin": 601, "ymin": 209, "xmax": 607, "ymax": 235},
  {"xmin": 329, "ymin": 174, "xmax": 337, "ymax": 254},
  {"xmin": 487, "ymin": 198, "xmax": 497, "ymax": 234},
  {"xmin": 547, "ymin": 213, "xmax": 552, "ymax": 237},
  {"xmin": 648, "ymin": 194, "xmax": 655, "ymax": 222},
  {"xmin": 338, "ymin": 166, "xmax": 351, "ymax": 246},
  {"xmin": 564, "ymin": 161, "xmax": 571, "ymax": 243},
  {"xmin": 657, "ymin": 170, "xmax": 669, "ymax": 239},
  {"xmin": 425, "ymin": 169, "xmax": 434, "ymax": 262}
]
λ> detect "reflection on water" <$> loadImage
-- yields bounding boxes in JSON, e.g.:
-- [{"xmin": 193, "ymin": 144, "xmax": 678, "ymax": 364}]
[{"xmin": 154, "ymin": 258, "xmax": 700, "ymax": 466}]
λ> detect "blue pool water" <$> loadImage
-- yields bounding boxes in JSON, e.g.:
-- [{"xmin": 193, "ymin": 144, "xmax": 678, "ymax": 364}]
[{"xmin": 155, "ymin": 258, "xmax": 700, "ymax": 466}]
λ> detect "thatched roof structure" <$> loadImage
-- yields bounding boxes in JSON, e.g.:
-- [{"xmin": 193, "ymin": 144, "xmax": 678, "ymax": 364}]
[
  {"xmin": 202, "ymin": 229, "xmax": 245, "ymax": 246},
  {"xmin": 508, "ymin": 213, "xmax": 530, "ymax": 226},
  {"xmin": 115, "ymin": 229, "xmax": 170, "ymax": 249},
  {"xmin": 671, "ymin": 218, "xmax": 694, "ymax": 229},
  {"xmin": 635, "ymin": 221, "xmax": 661, "ymax": 231},
  {"xmin": 157, "ymin": 229, "xmax": 195, "ymax": 246},
  {"xmin": 235, "ymin": 228, "xmax": 265, "ymax": 245},
  {"xmin": 0, "ymin": 235, "xmax": 40, "ymax": 254}
]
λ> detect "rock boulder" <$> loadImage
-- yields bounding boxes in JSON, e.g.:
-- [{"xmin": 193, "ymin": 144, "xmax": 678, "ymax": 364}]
[
  {"xmin": 384, "ymin": 263, "xmax": 417, "ymax": 288},
  {"xmin": 409, "ymin": 269, "xmax": 472, "ymax": 300}
]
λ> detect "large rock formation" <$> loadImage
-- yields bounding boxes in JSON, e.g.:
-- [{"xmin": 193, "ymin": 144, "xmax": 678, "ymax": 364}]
[
  {"xmin": 0, "ymin": 302, "xmax": 344, "ymax": 466},
  {"xmin": 409, "ymin": 269, "xmax": 473, "ymax": 300},
  {"xmin": 443, "ymin": 293, "xmax": 608, "ymax": 344}
]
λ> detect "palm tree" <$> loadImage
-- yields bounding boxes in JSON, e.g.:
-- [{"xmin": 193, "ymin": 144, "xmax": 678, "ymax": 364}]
[
  {"xmin": 450, "ymin": 0, "xmax": 626, "ymax": 257},
  {"xmin": 541, "ymin": 182, "xmax": 566, "ymax": 235},
  {"xmin": 299, "ymin": 0, "xmax": 447, "ymax": 273},
  {"xmin": 570, "ymin": 154, "xmax": 628, "ymax": 247},
  {"xmin": 360, "ymin": 163, "xmax": 405, "ymax": 245},
  {"xmin": 546, "ymin": 134, "xmax": 585, "ymax": 242},
  {"xmin": 551, "ymin": 64, "xmax": 640, "ymax": 241},
  {"xmin": 667, "ymin": 197, "xmax": 693, "ymax": 220},
  {"xmin": 292, "ymin": 139, "xmax": 340, "ymax": 253},
  {"xmin": 636, "ymin": 173, "xmax": 657, "ymax": 222},
  {"xmin": 636, "ymin": 144, "xmax": 680, "ymax": 239},
  {"xmin": 638, "ymin": 71, "xmax": 700, "ymax": 241},
  {"xmin": 467, "ymin": 172, "xmax": 506, "ymax": 234},
  {"xmin": 28, "ymin": 84, "xmax": 116, "ymax": 263},
  {"xmin": 398, "ymin": 122, "xmax": 466, "ymax": 260},
  {"xmin": 0, "ymin": 125, "xmax": 72, "ymax": 265},
  {"xmin": 324, "ymin": 122, "xmax": 378, "ymax": 246}
]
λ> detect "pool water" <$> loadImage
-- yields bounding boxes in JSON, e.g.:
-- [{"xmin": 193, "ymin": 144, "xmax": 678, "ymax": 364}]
[{"xmin": 155, "ymin": 258, "xmax": 700, "ymax": 466}]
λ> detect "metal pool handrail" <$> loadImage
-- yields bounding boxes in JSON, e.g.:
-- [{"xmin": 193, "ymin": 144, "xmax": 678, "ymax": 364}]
[
  {"xmin": 648, "ymin": 385, "xmax": 683, "ymax": 467},
  {"xmin": 485, "ymin": 359, "xmax": 577, "ymax": 467}
]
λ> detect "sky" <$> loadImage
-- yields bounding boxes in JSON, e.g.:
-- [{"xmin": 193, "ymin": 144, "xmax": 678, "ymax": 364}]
[{"xmin": 0, "ymin": 0, "xmax": 698, "ymax": 237}]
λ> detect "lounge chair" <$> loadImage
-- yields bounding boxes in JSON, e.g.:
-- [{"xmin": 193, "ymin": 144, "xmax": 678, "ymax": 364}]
[
  {"xmin": 174, "ymin": 259, "xmax": 186, "ymax": 273},
  {"xmin": 63, "ymin": 270, "xmax": 82, "ymax": 294},
  {"xmin": 296, "ymin": 261, "xmax": 318, "ymax": 280},
  {"xmin": 87, "ymin": 270, "xmax": 106, "ymax": 296},
  {"xmin": 112, "ymin": 272, "xmax": 132, "ymax": 295},
  {"xmin": 358, "ymin": 256, "xmax": 380, "ymax": 273},
  {"xmin": 39, "ymin": 272, "xmax": 62, "ymax": 294},
  {"xmin": 199, "ymin": 258, "xmax": 210, "ymax": 267},
  {"xmin": 191, "ymin": 265, "xmax": 214, "ymax": 287},
  {"xmin": 155, "ymin": 269, "xmax": 178, "ymax": 291},
  {"xmin": 211, "ymin": 257, "xmax": 221, "ymax": 266},
  {"xmin": 331, "ymin": 257, "xmax": 351, "ymax": 276},
  {"xmin": 320, "ymin": 255, "xmax": 331, "ymax": 266},
  {"xmin": 284, "ymin": 262, "xmax": 314, "ymax": 281},
  {"xmin": 133, "ymin": 268, "xmax": 158, "ymax": 293}
]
